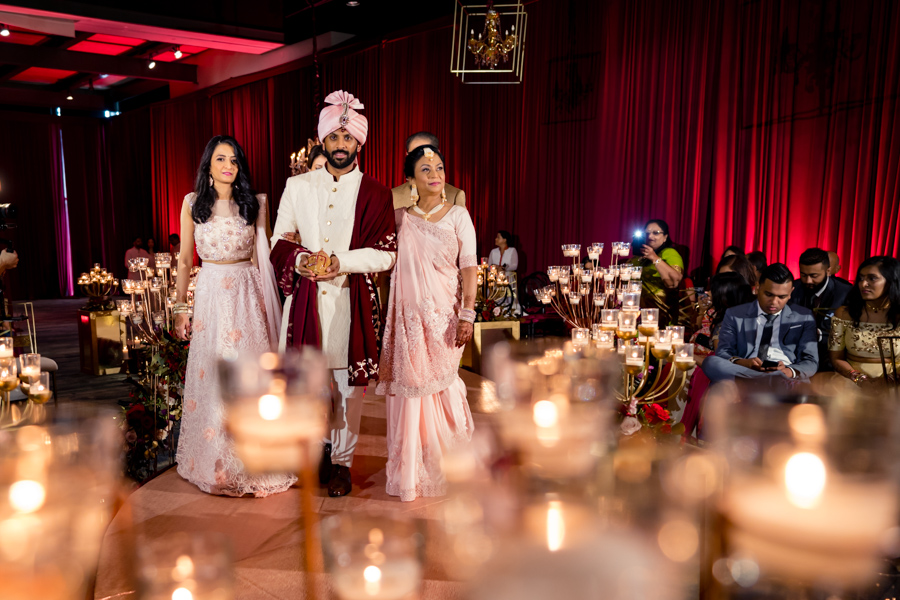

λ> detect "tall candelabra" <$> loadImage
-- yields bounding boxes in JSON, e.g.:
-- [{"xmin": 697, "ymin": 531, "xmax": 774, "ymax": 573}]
[
  {"xmin": 540, "ymin": 243, "xmax": 694, "ymax": 426},
  {"xmin": 77, "ymin": 264, "xmax": 119, "ymax": 300}
]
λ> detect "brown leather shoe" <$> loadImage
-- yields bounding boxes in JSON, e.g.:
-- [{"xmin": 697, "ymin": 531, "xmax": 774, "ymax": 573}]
[{"xmin": 327, "ymin": 465, "xmax": 352, "ymax": 497}]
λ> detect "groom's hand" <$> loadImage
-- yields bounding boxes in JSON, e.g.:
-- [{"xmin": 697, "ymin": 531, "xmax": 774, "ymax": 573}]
[
  {"xmin": 296, "ymin": 254, "xmax": 315, "ymax": 279},
  {"xmin": 315, "ymin": 254, "xmax": 341, "ymax": 281}
]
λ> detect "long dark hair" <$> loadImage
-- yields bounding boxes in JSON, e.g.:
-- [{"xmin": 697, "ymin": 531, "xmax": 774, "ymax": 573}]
[
  {"xmin": 716, "ymin": 254, "xmax": 757, "ymax": 287},
  {"xmin": 192, "ymin": 135, "xmax": 258, "ymax": 226},
  {"xmin": 710, "ymin": 272, "xmax": 754, "ymax": 327},
  {"xmin": 845, "ymin": 256, "xmax": 900, "ymax": 327},
  {"xmin": 644, "ymin": 219, "xmax": 674, "ymax": 251}
]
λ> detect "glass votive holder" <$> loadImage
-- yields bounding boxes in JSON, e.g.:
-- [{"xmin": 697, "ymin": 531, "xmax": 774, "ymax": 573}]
[
  {"xmin": 322, "ymin": 512, "xmax": 424, "ymax": 600},
  {"xmin": 580, "ymin": 269, "xmax": 593, "ymax": 283},
  {"xmin": 673, "ymin": 344, "xmax": 694, "ymax": 370},
  {"xmin": 116, "ymin": 299, "xmax": 132, "ymax": 315},
  {"xmin": 579, "ymin": 284, "xmax": 590, "ymax": 296},
  {"xmin": 639, "ymin": 308, "xmax": 659, "ymax": 335},
  {"xmin": 650, "ymin": 330, "xmax": 673, "ymax": 359},
  {"xmin": 594, "ymin": 330, "xmax": 615, "ymax": 349},
  {"xmin": 622, "ymin": 292, "xmax": 640, "ymax": 312},
  {"xmin": 481, "ymin": 257, "xmax": 488, "ymax": 267},
  {"xmin": 617, "ymin": 338, "xmax": 635, "ymax": 360},
  {"xmin": 152, "ymin": 311, "xmax": 165, "ymax": 326},
  {"xmin": 624, "ymin": 344, "xmax": 645, "ymax": 375},
  {"xmin": 28, "ymin": 372, "xmax": 52, "ymax": 404},
  {"xmin": 567, "ymin": 292, "xmax": 581, "ymax": 305},
  {"xmin": 571, "ymin": 328, "xmax": 590, "ymax": 348},
  {"xmin": 547, "ymin": 266, "xmax": 560, "ymax": 282},
  {"xmin": 136, "ymin": 532, "xmax": 234, "ymax": 600},
  {"xmin": 600, "ymin": 309, "xmax": 619, "ymax": 330},
  {"xmin": 155, "ymin": 252, "xmax": 172, "ymax": 268},
  {"xmin": 0, "ymin": 336, "xmax": 12, "ymax": 359},
  {"xmin": 558, "ymin": 274, "xmax": 570, "ymax": 286},
  {"xmin": 150, "ymin": 277, "xmax": 162, "ymax": 291},
  {"xmin": 617, "ymin": 312, "xmax": 637, "ymax": 339},
  {"xmin": 0, "ymin": 357, "xmax": 17, "ymax": 392},
  {"xmin": 20, "ymin": 353, "xmax": 41, "ymax": 384},
  {"xmin": 593, "ymin": 293, "xmax": 606, "ymax": 307},
  {"xmin": 667, "ymin": 326, "xmax": 685, "ymax": 344},
  {"xmin": 618, "ymin": 242, "xmax": 631, "ymax": 256},
  {"xmin": 561, "ymin": 244, "xmax": 581, "ymax": 258},
  {"xmin": 620, "ymin": 269, "xmax": 633, "ymax": 281}
]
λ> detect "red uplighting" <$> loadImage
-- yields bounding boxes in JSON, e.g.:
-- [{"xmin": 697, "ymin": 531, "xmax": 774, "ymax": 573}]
[
  {"xmin": 81, "ymin": 315, "xmax": 89, "ymax": 324},
  {"xmin": 0, "ymin": 27, "xmax": 45, "ymax": 46},
  {"xmin": 10, "ymin": 67, "xmax": 78, "ymax": 84},
  {"xmin": 69, "ymin": 40, "xmax": 132, "ymax": 56},
  {"xmin": 88, "ymin": 33, "xmax": 146, "ymax": 46}
]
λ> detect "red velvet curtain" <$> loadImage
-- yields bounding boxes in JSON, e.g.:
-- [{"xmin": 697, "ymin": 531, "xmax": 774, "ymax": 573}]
[{"xmin": 141, "ymin": 0, "xmax": 900, "ymax": 280}]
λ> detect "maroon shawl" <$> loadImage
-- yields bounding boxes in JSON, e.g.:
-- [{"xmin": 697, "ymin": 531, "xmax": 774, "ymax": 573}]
[{"xmin": 271, "ymin": 173, "xmax": 397, "ymax": 386}]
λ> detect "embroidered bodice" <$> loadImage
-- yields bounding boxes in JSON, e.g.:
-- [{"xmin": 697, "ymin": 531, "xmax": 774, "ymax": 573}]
[
  {"xmin": 191, "ymin": 212, "xmax": 253, "ymax": 263},
  {"xmin": 829, "ymin": 317, "xmax": 900, "ymax": 358}
]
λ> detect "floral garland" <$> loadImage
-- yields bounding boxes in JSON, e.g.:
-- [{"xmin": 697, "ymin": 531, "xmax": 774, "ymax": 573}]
[{"xmin": 122, "ymin": 330, "xmax": 189, "ymax": 482}]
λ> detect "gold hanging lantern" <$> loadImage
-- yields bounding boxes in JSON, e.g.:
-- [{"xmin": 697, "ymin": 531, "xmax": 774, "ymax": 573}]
[{"xmin": 451, "ymin": 2, "xmax": 527, "ymax": 84}]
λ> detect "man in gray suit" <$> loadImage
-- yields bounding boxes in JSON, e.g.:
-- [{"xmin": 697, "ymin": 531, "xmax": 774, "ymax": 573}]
[
  {"xmin": 702, "ymin": 263, "xmax": 819, "ymax": 383},
  {"xmin": 391, "ymin": 132, "xmax": 466, "ymax": 209}
]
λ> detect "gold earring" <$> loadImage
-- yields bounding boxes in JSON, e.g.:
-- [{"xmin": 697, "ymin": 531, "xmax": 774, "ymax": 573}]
[
  {"xmin": 410, "ymin": 182, "xmax": 419, "ymax": 204},
  {"xmin": 208, "ymin": 175, "xmax": 213, "ymax": 186},
  {"xmin": 441, "ymin": 188, "xmax": 447, "ymax": 204}
]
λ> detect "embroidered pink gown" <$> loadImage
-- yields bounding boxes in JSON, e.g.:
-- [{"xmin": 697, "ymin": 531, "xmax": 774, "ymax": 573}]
[
  {"xmin": 376, "ymin": 206, "xmax": 477, "ymax": 502},
  {"xmin": 176, "ymin": 193, "xmax": 296, "ymax": 497}
]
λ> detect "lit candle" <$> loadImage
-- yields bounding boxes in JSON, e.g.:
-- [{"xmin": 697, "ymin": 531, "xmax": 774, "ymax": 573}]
[
  {"xmin": 601, "ymin": 309, "xmax": 619, "ymax": 331},
  {"xmin": 332, "ymin": 558, "xmax": 422, "ymax": 600},
  {"xmin": 639, "ymin": 308, "xmax": 659, "ymax": 335},
  {"xmin": 571, "ymin": 328, "xmax": 590, "ymax": 347},
  {"xmin": 622, "ymin": 292, "xmax": 640, "ymax": 311},
  {"xmin": 567, "ymin": 292, "xmax": 581, "ymax": 305},
  {"xmin": 668, "ymin": 326, "xmax": 685, "ymax": 344},
  {"xmin": 594, "ymin": 330, "xmax": 615, "ymax": 349},
  {"xmin": 593, "ymin": 293, "xmax": 606, "ymax": 307},
  {"xmin": 0, "ymin": 338, "xmax": 13, "ymax": 358},
  {"xmin": 673, "ymin": 343, "xmax": 694, "ymax": 370}
]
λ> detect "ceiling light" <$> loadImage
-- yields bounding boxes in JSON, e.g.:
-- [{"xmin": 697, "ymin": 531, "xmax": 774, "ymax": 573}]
[
  {"xmin": 99, "ymin": 74, "xmax": 109, "ymax": 79},
  {"xmin": 346, "ymin": 1, "xmax": 359, "ymax": 5},
  {"xmin": 66, "ymin": 94, "xmax": 73, "ymax": 101},
  {"xmin": 148, "ymin": 59, "xmax": 156, "ymax": 69},
  {"xmin": 173, "ymin": 46, "xmax": 182, "ymax": 59},
  {"xmin": 0, "ymin": 25, "xmax": 9, "ymax": 37}
]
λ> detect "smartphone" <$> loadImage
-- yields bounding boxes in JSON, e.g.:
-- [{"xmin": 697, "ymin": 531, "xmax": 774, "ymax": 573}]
[
  {"xmin": 631, "ymin": 230, "xmax": 645, "ymax": 255},
  {"xmin": 761, "ymin": 359, "xmax": 779, "ymax": 369}
]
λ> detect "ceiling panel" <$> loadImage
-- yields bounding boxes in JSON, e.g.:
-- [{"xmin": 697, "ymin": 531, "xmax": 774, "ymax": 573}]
[
  {"xmin": 68, "ymin": 40, "xmax": 132, "ymax": 55},
  {"xmin": 0, "ymin": 26, "xmax": 46, "ymax": 45},
  {"xmin": 88, "ymin": 33, "xmax": 146, "ymax": 46},
  {"xmin": 10, "ymin": 66, "xmax": 79, "ymax": 84}
]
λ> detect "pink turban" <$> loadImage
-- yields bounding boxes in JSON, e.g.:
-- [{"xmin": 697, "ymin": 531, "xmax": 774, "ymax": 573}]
[{"xmin": 317, "ymin": 90, "xmax": 368, "ymax": 146}]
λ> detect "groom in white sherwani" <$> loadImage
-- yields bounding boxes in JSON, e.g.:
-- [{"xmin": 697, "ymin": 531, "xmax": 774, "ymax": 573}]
[{"xmin": 270, "ymin": 91, "xmax": 397, "ymax": 497}]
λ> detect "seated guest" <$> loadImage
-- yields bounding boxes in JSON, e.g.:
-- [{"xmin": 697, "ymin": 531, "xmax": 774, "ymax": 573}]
[
  {"xmin": 828, "ymin": 250, "xmax": 852, "ymax": 286},
  {"xmin": 829, "ymin": 256, "xmax": 900, "ymax": 384},
  {"xmin": 169, "ymin": 233, "xmax": 181, "ymax": 254},
  {"xmin": 716, "ymin": 254, "xmax": 757, "ymax": 289},
  {"xmin": 719, "ymin": 245, "xmax": 744, "ymax": 263},
  {"xmin": 702, "ymin": 263, "xmax": 818, "ymax": 383},
  {"xmin": 489, "ymin": 230, "xmax": 518, "ymax": 276},
  {"xmin": 392, "ymin": 132, "xmax": 465, "ymax": 209},
  {"xmin": 307, "ymin": 144, "xmax": 327, "ymax": 171},
  {"xmin": 632, "ymin": 219, "xmax": 684, "ymax": 325},
  {"xmin": 692, "ymin": 272, "xmax": 755, "ymax": 358},
  {"xmin": 790, "ymin": 247, "xmax": 852, "ymax": 372},
  {"xmin": 746, "ymin": 251, "xmax": 767, "ymax": 284}
]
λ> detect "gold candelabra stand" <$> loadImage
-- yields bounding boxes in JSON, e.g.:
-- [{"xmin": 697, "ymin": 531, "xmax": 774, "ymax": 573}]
[
  {"xmin": 542, "ymin": 243, "xmax": 695, "ymax": 414},
  {"xmin": 289, "ymin": 137, "xmax": 321, "ymax": 176},
  {"xmin": 77, "ymin": 264, "xmax": 119, "ymax": 299},
  {"xmin": 476, "ymin": 261, "xmax": 511, "ymax": 303}
]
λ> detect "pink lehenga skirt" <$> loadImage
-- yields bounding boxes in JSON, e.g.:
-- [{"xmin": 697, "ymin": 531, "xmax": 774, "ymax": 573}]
[{"xmin": 175, "ymin": 261, "xmax": 297, "ymax": 497}]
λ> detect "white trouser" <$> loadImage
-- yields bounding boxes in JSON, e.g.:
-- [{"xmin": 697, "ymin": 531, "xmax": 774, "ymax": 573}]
[{"xmin": 329, "ymin": 369, "xmax": 365, "ymax": 467}]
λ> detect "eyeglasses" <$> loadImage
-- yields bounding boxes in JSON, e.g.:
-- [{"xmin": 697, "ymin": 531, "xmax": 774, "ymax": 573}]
[{"xmin": 645, "ymin": 230, "xmax": 664, "ymax": 236}]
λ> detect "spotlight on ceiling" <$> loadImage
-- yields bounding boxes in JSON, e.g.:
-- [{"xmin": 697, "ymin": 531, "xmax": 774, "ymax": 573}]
[
  {"xmin": 346, "ymin": 1, "xmax": 360, "ymax": 5},
  {"xmin": 99, "ymin": 73, "xmax": 109, "ymax": 79},
  {"xmin": 0, "ymin": 25, "xmax": 9, "ymax": 37},
  {"xmin": 148, "ymin": 59, "xmax": 156, "ymax": 69},
  {"xmin": 173, "ymin": 46, "xmax": 182, "ymax": 59},
  {"xmin": 66, "ymin": 94, "xmax": 73, "ymax": 101}
]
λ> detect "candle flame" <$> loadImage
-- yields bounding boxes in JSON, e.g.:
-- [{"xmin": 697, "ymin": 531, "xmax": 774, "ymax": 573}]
[
  {"xmin": 364, "ymin": 565, "xmax": 382, "ymax": 582},
  {"xmin": 533, "ymin": 400, "xmax": 558, "ymax": 428},
  {"xmin": 784, "ymin": 452, "xmax": 826, "ymax": 508},
  {"xmin": 9, "ymin": 480, "xmax": 46, "ymax": 514},
  {"xmin": 258, "ymin": 394, "xmax": 284, "ymax": 421},
  {"xmin": 546, "ymin": 500, "xmax": 565, "ymax": 552},
  {"xmin": 172, "ymin": 588, "xmax": 193, "ymax": 600}
]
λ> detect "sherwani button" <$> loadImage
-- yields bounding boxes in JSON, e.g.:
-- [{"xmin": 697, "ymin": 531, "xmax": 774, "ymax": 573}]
[
  {"xmin": 326, "ymin": 221, "xmax": 332, "ymax": 226},
  {"xmin": 322, "ymin": 290, "xmax": 327, "ymax": 295},
  {"xmin": 332, "ymin": 187, "xmax": 337, "ymax": 192},
  {"xmin": 328, "ymin": 204, "xmax": 334, "ymax": 209},
  {"xmin": 324, "ymin": 237, "xmax": 329, "ymax": 242}
]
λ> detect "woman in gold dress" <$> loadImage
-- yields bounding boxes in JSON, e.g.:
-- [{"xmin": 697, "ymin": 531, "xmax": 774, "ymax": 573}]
[{"xmin": 829, "ymin": 256, "xmax": 900, "ymax": 384}]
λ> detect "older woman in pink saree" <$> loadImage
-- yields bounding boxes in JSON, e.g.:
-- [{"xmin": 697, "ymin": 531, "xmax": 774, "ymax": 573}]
[{"xmin": 376, "ymin": 145, "xmax": 477, "ymax": 502}]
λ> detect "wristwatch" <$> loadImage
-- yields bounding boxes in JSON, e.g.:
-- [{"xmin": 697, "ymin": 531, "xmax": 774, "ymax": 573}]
[
  {"xmin": 729, "ymin": 357, "xmax": 741, "ymax": 364},
  {"xmin": 654, "ymin": 258, "xmax": 661, "ymax": 265}
]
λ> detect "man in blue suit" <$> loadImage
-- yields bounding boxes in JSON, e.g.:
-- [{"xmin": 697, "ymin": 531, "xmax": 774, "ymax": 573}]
[{"xmin": 702, "ymin": 263, "xmax": 819, "ymax": 383}]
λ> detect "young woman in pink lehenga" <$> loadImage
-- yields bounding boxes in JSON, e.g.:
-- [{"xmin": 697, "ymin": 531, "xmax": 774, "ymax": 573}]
[
  {"xmin": 376, "ymin": 145, "xmax": 477, "ymax": 502},
  {"xmin": 173, "ymin": 135, "xmax": 295, "ymax": 497}
]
